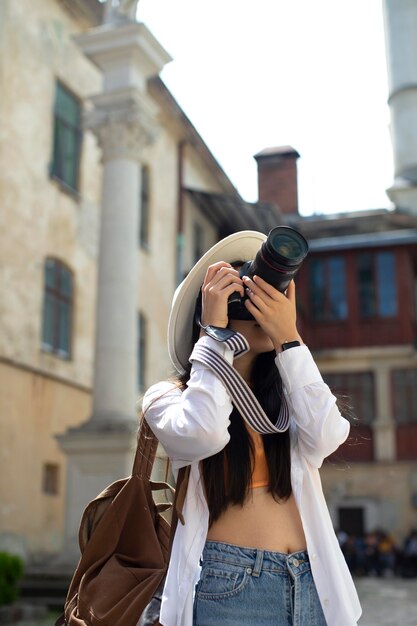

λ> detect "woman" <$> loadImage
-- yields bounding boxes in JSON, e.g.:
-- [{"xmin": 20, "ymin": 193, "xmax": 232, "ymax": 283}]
[{"xmin": 142, "ymin": 231, "xmax": 361, "ymax": 626}]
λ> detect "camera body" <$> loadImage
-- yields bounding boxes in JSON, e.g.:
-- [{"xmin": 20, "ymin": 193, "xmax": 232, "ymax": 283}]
[{"xmin": 227, "ymin": 226, "xmax": 309, "ymax": 321}]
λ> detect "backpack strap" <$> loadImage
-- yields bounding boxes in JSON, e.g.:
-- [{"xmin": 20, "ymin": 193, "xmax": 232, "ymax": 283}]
[
  {"xmin": 134, "ymin": 416, "xmax": 190, "ymax": 526},
  {"xmin": 133, "ymin": 417, "xmax": 159, "ymax": 479},
  {"xmin": 170, "ymin": 465, "xmax": 190, "ymax": 536},
  {"xmin": 174, "ymin": 465, "xmax": 190, "ymax": 526}
]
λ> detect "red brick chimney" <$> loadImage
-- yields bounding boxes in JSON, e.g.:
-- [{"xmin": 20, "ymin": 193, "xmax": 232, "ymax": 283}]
[{"xmin": 254, "ymin": 146, "xmax": 300, "ymax": 215}]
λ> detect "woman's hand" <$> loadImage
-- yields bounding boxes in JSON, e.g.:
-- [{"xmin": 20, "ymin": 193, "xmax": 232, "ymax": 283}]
[
  {"xmin": 243, "ymin": 276, "xmax": 302, "ymax": 351},
  {"xmin": 201, "ymin": 262, "xmax": 244, "ymax": 328}
]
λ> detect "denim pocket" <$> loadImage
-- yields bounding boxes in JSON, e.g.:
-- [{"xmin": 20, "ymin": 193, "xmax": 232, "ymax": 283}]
[{"xmin": 196, "ymin": 563, "xmax": 250, "ymax": 600}]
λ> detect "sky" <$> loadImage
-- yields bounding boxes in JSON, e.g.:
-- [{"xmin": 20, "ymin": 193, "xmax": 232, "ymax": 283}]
[{"xmin": 135, "ymin": 0, "xmax": 394, "ymax": 216}]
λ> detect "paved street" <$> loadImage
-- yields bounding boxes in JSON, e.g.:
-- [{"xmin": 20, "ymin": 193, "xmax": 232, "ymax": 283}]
[{"xmin": 356, "ymin": 577, "xmax": 417, "ymax": 626}]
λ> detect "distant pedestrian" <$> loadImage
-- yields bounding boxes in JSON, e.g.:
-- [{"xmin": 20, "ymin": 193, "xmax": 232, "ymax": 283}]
[
  {"xmin": 402, "ymin": 529, "xmax": 417, "ymax": 578},
  {"xmin": 363, "ymin": 531, "xmax": 380, "ymax": 575},
  {"xmin": 377, "ymin": 531, "xmax": 397, "ymax": 576}
]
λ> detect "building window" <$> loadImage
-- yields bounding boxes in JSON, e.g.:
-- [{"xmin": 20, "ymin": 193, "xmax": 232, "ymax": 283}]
[
  {"xmin": 358, "ymin": 251, "xmax": 398, "ymax": 318},
  {"xmin": 309, "ymin": 256, "xmax": 347, "ymax": 321},
  {"xmin": 392, "ymin": 369, "xmax": 417, "ymax": 424},
  {"xmin": 323, "ymin": 372, "xmax": 375, "ymax": 462},
  {"xmin": 323, "ymin": 372, "xmax": 375, "ymax": 425},
  {"xmin": 193, "ymin": 222, "xmax": 204, "ymax": 264},
  {"xmin": 139, "ymin": 165, "xmax": 150, "ymax": 248},
  {"xmin": 50, "ymin": 82, "xmax": 82, "ymax": 192},
  {"xmin": 138, "ymin": 312, "xmax": 147, "ymax": 391},
  {"xmin": 41, "ymin": 258, "xmax": 73, "ymax": 359},
  {"xmin": 42, "ymin": 463, "xmax": 59, "ymax": 495}
]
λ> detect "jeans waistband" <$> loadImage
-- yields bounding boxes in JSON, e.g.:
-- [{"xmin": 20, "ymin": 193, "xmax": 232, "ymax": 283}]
[{"xmin": 202, "ymin": 540, "xmax": 311, "ymax": 576}]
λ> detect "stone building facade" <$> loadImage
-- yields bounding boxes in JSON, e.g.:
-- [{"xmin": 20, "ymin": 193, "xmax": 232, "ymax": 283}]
[
  {"xmin": 0, "ymin": 0, "xmax": 274, "ymax": 560},
  {"xmin": 2, "ymin": 0, "xmax": 416, "ymax": 565}
]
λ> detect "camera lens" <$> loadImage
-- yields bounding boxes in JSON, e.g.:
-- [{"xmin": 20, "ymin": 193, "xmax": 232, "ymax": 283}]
[
  {"xmin": 227, "ymin": 226, "xmax": 309, "ymax": 321},
  {"xmin": 265, "ymin": 227, "xmax": 308, "ymax": 267},
  {"xmin": 270, "ymin": 231, "xmax": 304, "ymax": 261}
]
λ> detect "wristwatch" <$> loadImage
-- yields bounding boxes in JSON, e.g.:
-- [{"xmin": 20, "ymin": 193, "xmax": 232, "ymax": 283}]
[
  {"xmin": 281, "ymin": 340, "xmax": 301, "ymax": 351},
  {"xmin": 195, "ymin": 308, "xmax": 237, "ymax": 343}
]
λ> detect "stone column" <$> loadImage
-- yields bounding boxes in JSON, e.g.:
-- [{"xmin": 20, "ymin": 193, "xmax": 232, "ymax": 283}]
[
  {"xmin": 383, "ymin": 0, "xmax": 417, "ymax": 211},
  {"xmin": 372, "ymin": 365, "xmax": 396, "ymax": 461},
  {"xmin": 56, "ymin": 21, "xmax": 171, "ymax": 563},
  {"xmin": 88, "ymin": 94, "xmax": 158, "ymax": 425}
]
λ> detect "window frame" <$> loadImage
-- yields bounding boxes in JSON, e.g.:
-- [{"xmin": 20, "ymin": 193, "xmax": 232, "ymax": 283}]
[
  {"xmin": 308, "ymin": 254, "xmax": 348, "ymax": 322},
  {"xmin": 391, "ymin": 368, "xmax": 417, "ymax": 424},
  {"xmin": 322, "ymin": 371, "xmax": 375, "ymax": 425},
  {"xmin": 41, "ymin": 257, "xmax": 74, "ymax": 360},
  {"xmin": 42, "ymin": 463, "xmax": 60, "ymax": 496},
  {"xmin": 139, "ymin": 165, "xmax": 151, "ymax": 250},
  {"xmin": 137, "ymin": 311, "xmax": 147, "ymax": 392},
  {"xmin": 357, "ymin": 250, "xmax": 398, "ymax": 320},
  {"xmin": 192, "ymin": 220, "xmax": 205, "ymax": 265},
  {"xmin": 50, "ymin": 80, "xmax": 83, "ymax": 194}
]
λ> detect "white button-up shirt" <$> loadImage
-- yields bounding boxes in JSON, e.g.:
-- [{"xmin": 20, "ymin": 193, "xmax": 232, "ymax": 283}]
[{"xmin": 143, "ymin": 336, "xmax": 362, "ymax": 626}]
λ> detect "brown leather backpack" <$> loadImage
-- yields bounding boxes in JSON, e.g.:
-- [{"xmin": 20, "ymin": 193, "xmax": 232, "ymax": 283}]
[{"xmin": 56, "ymin": 419, "xmax": 189, "ymax": 626}]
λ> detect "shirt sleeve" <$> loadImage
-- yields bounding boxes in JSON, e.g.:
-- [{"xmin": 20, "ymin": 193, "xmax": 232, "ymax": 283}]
[
  {"xmin": 142, "ymin": 335, "xmax": 235, "ymax": 467},
  {"xmin": 275, "ymin": 345, "xmax": 350, "ymax": 468}
]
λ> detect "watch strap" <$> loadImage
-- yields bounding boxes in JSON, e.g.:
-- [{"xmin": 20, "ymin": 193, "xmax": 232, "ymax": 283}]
[{"xmin": 281, "ymin": 340, "xmax": 301, "ymax": 351}]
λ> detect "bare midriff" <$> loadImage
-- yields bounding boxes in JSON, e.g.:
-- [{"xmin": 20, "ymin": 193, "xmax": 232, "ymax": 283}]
[
  {"xmin": 206, "ymin": 487, "xmax": 307, "ymax": 553},
  {"xmin": 206, "ymin": 425, "xmax": 306, "ymax": 553}
]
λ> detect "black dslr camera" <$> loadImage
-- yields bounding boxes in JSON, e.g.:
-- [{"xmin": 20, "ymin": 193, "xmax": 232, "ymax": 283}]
[{"xmin": 227, "ymin": 226, "xmax": 309, "ymax": 321}]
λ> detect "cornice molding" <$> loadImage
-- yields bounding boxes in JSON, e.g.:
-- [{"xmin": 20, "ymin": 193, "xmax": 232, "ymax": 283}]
[{"xmin": 58, "ymin": 0, "xmax": 103, "ymax": 26}]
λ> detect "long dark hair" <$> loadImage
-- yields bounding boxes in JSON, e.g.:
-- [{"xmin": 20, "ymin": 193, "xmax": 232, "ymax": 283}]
[{"xmin": 178, "ymin": 314, "xmax": 292, "ymax": 525}]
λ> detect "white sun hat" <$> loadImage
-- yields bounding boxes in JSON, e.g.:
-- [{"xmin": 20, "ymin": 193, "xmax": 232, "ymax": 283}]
[{"xmin": 168, "ymin": 230, "xmax": 267, "ymax": 374}]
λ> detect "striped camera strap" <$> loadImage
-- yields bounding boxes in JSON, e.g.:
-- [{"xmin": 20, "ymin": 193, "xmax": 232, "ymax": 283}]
[{"xmin": 190, "ymin": 332, "xmax": 290, "ymax": 435}]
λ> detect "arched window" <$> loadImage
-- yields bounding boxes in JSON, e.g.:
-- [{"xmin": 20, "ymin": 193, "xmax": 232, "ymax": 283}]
[{"xmin": 41, "ymin": 258, "xmax": 73, "ymax": 359}]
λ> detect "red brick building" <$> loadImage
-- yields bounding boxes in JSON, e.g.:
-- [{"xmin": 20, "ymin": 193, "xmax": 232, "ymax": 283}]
[{"xmin": 256, "ymin": 147, "xmax": 417, "ymax": 540}]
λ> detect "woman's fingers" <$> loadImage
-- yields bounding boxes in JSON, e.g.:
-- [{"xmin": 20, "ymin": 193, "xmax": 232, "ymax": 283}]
[
  {"xmin": 243, "ymin": 275, "xmax": 279, "ymax": 306},
  {"xmin": 242, "ymin": 275, "xmax": 299, "ymax": 349},
  {"xmin": 244, "ymin": 275, "xmax": 296, "ymax": 306},
  {"xmin": 208, "ymin": 265, "xmax": 241, "ymax": 288},
  {"xmin": 244, "ymin": 296, "xmax": 262, "ymax": 320},
  {"xmin": 244, "ymin": 286, "xmax": 269, "ymax": 312},
  {"xmin": 251, "ymin": 275, "xmax": 282, "ymax": 300},
  {"xmin": 286, "ymin": 280, "xmax": 296, "ymax": 304},
  {"xmin": 201, "ymin": 263, "xmax": 243, "ymax": 327},
  {"xmin": 203, "ymin": 261, "xmax": 239, "ymax": 286},
  {"xmin": 207, "ymin": 273, "xmax": 244, "ymax": 295}
]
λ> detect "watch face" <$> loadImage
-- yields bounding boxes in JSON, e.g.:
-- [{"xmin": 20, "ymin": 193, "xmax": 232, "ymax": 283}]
[{"xmin": 204, "ymin": 326, "xmax": 237, "ymax": 342}]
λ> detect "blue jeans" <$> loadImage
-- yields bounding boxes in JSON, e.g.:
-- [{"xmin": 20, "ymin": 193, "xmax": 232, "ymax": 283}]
[{"xmin": 193, "ymin": 541, "xmax": 327, "ymax": 626}]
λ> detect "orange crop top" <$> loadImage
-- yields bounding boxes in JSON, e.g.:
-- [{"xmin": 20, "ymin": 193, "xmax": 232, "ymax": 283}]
[
  {"xmin": 222, "ymin": 424, "xmax": 270, "ymax": 490},
  {"xmin": 246, "ymin": 424, "xmax": 270, "ymax": 489}
]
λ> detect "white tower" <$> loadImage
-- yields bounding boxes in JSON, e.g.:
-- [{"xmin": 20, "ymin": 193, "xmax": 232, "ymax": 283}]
[{"xmin": 383, "ymin": 0, "xmax": 417, "ymax": 211}]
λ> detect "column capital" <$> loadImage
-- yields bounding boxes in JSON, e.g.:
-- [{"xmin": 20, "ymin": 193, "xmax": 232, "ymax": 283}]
[{"xmin": 86, "ymin": 90, "xmax": 160, "ymax": 163}]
